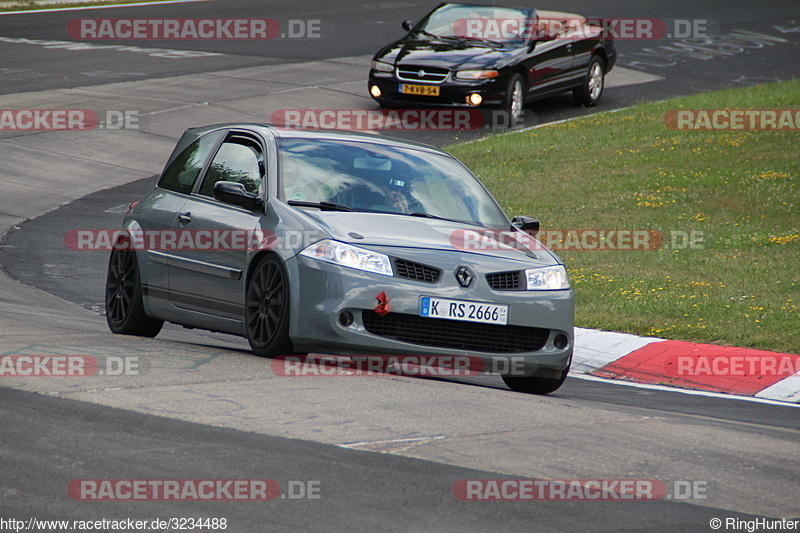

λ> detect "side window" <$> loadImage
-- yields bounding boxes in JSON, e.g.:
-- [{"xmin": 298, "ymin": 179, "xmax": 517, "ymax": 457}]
[
  {"xmin": 198, "ymin": 135, "xmax": 264, "ymax": 198},
  {"xmin": 158, "ymin": 130, "xmax": 225, "ymax": 194}
]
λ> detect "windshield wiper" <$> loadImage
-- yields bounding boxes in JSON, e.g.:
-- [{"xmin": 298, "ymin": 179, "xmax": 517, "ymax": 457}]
[
  {"xmin": 408, "ymin": 212, "xmax": 484, "ymax": 227},
  {"xmin": 419, "ymin": 32, "xmax": 504, "ymax": 47},
  {"xmin": 288, "ymin": 201, "xmax": 358, "ymax": 212},
  {"xmin": 456, "ymin": 35, "xmax": 505, "ymax": 47}
]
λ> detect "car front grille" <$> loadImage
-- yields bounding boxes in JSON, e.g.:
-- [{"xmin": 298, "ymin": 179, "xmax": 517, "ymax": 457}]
[
  {"xmin": 394, "ymin": 259, "xmax": 441, "ymax": 283},
  {"xmin": 486, "ymin": 271, "xmax": 523, "ymax": 291},
  {"xmin": 396, "ymin": 64, "xmax": 449, "ymax": 83},
  {"xmin": 362, "ymin": 311, "xmax": 549, "ymax": 353}
]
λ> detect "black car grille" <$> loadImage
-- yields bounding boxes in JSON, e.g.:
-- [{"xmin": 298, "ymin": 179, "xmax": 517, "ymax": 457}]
[
  {"xmin": 486, "ymin": 271, "xmax": 523, "ymax": 291},
  {"xmin": 362, "ymin": 311, "xmax": 549, "ymax": 353},
  {"xmin": 394, "ymin": 259, "xmax": 441, "ymax": 283},
  {"xmin": 397, "ymin": 64, "xmax": 449, "ymax": 83}
]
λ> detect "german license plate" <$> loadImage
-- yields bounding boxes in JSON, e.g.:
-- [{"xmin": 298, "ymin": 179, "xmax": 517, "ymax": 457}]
[
  {"xmin": 400, "ymin": 84, "xmax": 440, "ymax": 96},
  {"xmin": 420, "ymin": 296, "xmax": 508, "ymax": 325}
]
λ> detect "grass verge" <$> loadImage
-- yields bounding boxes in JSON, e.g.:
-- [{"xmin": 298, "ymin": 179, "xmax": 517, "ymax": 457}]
[{"xmin": 448, "ymin": 79, "xmax": 799, "ymax": 354}]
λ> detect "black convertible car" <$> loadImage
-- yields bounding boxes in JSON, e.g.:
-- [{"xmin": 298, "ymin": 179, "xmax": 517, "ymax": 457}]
[{"xmin": 368, "ymin": 3, "xmax": 617, "ymax": 120}]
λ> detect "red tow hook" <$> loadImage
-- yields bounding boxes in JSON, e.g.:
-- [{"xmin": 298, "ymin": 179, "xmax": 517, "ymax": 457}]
[{"xmin": 375, "ymin": 291, "xmax": 391, "ymax": 316}]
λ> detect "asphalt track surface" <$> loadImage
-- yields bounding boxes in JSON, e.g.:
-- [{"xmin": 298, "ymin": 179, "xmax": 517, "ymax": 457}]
[
  {"xmin": 2, "ymin": 386, "xmax": 775, "ymax": 532},
  {"xmin": 1, "ymin": 1, "xmax": 799, "ymax": 531}
]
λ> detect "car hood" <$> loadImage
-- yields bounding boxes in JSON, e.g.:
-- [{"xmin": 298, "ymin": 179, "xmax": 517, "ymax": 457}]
[
  {"xmin": 300, "ymin": 210, "xmax": 559, "ymax": 266},
  {"xmin": 377, "ymin": 39, "xmax": 519, "ymax": 70}
]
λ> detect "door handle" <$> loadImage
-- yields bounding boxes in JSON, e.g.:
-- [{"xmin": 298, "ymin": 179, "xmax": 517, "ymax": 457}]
[{"xmin": 177, "ymin": 212, "xmax": 192, "ymax": 224}]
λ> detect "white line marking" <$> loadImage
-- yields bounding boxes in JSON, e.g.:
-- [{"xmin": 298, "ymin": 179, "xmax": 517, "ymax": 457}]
[
  {"xmin": 755, "ymin": 372, "xmax": 800, "ymax": 403},
  {"xmin": 270, "ymin": 80, "xmax": 363, "ymax": 95},
  {"xmin": 338, "ymin": 436, "xmax": 446, "ymax": 449},
  {"xmin": 570, "ymin": 373, "xmax": 800, "ymax": 408},
  {"xmin": 0, "ymin": 0, "xmax": 210, "ymax": 16},
  {"xmin": 604, "ymin": 66, "xmax": 664, "ymax": 88},
  {"xmin": 136, "ymin": 102, "xmax": 208, "ymax": 116},
  {"xmin": 0, "ymin": 36, "xmax": 222, "ymax": 59}
]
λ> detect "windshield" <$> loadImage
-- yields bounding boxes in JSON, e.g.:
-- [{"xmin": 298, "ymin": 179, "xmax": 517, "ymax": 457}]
[
  {"xmin": 414, "ymin": 4, "xmax": 534, "ymax": 45},
  {"xmin": 278, "ymin": 138, "xmax": 509, "ymax": 229}
]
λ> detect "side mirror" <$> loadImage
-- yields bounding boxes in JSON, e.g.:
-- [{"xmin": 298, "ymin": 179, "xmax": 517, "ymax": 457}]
[
  {"xmin": 401, "ymin": 20, "xmax": 415, "ymax": 32},
  {"xmin": 511, "ymin": 215, "xmax": 539, "ymax": 235},
  {"xmin": 213, "ymin": 181, "xmax": 263, "ymax": 212}
]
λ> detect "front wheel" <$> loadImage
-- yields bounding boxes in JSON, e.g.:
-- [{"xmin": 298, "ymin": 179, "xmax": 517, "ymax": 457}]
[
  {"xmin": 105, "ymin": 248, "xmax": 163, "ymax": 337},
  {"xmin": 502, "ymin": 366, "xmax": 569, "ymax": 394},
  {"xmin": 244, "ymin": 255, "xmax": 292, "ymax": 357},
  {"xmin": 502, "ymin": 73, "xmax": 525, "ymax": 123},
  {"xmin": 573, "ymin": 56, "xmax": 605, "ymax": 107}
]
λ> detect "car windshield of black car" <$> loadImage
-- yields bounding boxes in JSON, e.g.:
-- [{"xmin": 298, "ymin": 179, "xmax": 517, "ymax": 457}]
[{"xmin": 414, "ymin": 4, "xmax": 533, "ymax": 45}]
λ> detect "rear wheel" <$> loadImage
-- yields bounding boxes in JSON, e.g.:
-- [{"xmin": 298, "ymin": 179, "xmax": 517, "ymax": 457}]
[
  {"xmin": 105, "ymin": 248, "xmax": 163, "ymax": 337},
  {"xmin": 502, "ymin": 365, "xmax": 569, "ymax": 394},
  {"xmin": 245, "ymin": 255, "xmax": 292, "ymax": 357},
  {"xmin": 573, "ymin": 56, "xmax": 605, "ymax": 107}
]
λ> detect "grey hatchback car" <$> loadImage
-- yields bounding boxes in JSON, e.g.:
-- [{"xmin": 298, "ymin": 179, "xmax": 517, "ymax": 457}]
[{"xmin": 105, "ymin": 124, "xmax": 573, "ymax": 393}]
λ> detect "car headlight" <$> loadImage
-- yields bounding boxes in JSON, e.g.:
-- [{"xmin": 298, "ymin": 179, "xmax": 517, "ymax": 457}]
[
  {"xmin": 455, "ymin": 70, "xmax": 499, "ymax": 80},
  {"xmin": 371, "ymin": 60, "xmax": 394, "ymax": 73},
  {"xmin": 300, "ymin": 240, "xmax": 393, "ymax": 276},
  {"xmin": 525, "ymin": 265, "xmax": 570, "ymax": 290}
]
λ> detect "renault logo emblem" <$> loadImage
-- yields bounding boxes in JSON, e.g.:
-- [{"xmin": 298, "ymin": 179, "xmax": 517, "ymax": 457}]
[{"xmin": 455, "ymin": 266, "xmax": 474, "ymax": 288}]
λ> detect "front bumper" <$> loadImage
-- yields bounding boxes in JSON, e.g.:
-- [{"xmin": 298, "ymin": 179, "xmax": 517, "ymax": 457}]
[
  {"xmin": 286, "ymin": 247, "xmax": 574, "ymax": 377},
  {"xmin": 368, "ymin": 70, "xmax": 508, "ymax": 108}
]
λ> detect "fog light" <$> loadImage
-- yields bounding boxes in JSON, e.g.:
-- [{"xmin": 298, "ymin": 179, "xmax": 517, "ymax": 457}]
[
  {"xmin": 370, "ymin": 85, "xmax": 382, "ymax": 98},
  {"xmin": 338, "ymin": 311, "xmax": 354, "ymax": 327},
  {"xmin": 466, "ymin": 93, "xmax": 482, "ymax": 106},
  {"xmin": 554, "ymin": 334, "xmax": 569, "ymax": 350}
]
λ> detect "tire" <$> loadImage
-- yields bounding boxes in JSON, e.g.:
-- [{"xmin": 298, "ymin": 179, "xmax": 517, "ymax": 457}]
[
  {"xmin": 105, "ymin": 248, "xmax": 163, "ymax": 337},
  {"xmin": 573, "ymin": 56, "xmax": 605, "ymax": 107},
  {"xmin": 502, "ymin": 73, "xmax": 525, "ymax": 123},
  {"xmin": 501, "ymin": 365, "xmax": 569, "ymax": 395},
  {"xmin": 244, "ymin": 254, "xmax": 292, "ymax": 357}
]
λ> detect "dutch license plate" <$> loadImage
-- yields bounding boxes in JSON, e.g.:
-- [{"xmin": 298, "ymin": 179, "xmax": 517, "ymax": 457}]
[
  {"xmin": 420, "ymin": 296, "xmax": 508, "ymax": 325},
  {"xmin": 400, "ymin": 84, "xmax": 440, "ymax": 96}
]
